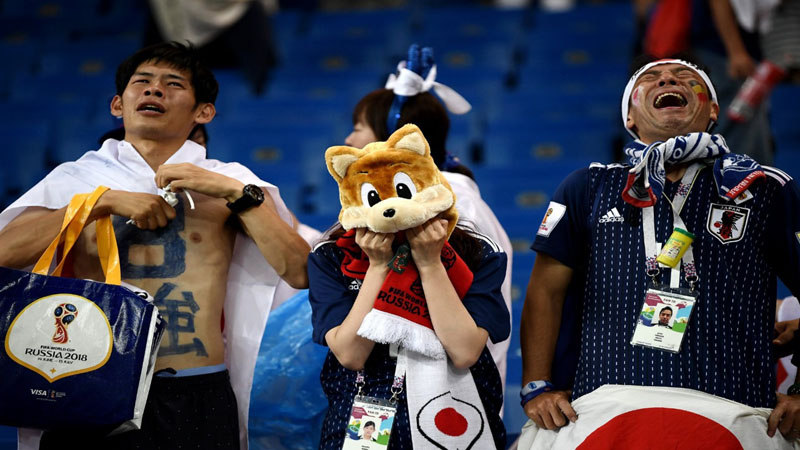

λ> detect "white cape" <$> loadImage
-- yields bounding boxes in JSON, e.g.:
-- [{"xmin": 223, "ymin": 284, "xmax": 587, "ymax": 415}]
[{"xmin": 0, "ymin": 139, "xmax": 291, "ymax": 450}]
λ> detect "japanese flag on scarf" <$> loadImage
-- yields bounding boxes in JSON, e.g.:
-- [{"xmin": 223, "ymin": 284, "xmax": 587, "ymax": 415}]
[
  {"xmin": 403, "ymin": 348, "xmax": 496, "ymax": 449},
  {"xmin": 518, "ymin": 385, "xmax": 800, "ymax": 450}
]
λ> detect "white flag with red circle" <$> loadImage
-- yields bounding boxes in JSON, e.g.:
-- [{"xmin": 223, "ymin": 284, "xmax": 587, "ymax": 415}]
[{"xmin": 518, "ymin": 385, "xmax": 799, "ymax": 450}]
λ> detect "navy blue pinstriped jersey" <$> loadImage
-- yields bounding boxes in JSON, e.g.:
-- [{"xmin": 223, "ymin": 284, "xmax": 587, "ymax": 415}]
[
  {"xmin": 533, "ymin": 159, "xmax": 800, "ymax": 408},
  {"xmin": 309, "ymin": 228, "xmax": 509, "ymax": 450}
]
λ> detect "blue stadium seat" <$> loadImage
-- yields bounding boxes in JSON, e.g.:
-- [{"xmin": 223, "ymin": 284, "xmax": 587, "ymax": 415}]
[
  {"xmin": 493, "ymin": 208, "xmax": 546, "ymax": 253},
  {"xmin": 279, "ymin": 36, "xmax": 396, "ymax": 74},
  {"xmin": 0, "ymin": 39, "xmax": 40, "ymax": 96},
  {"xmin": 412, "ymin": 5, "xmax": 526, "ymax": 43},
  {"xmin": 774, "ymin": 149, "xmax": 800, "ymax": 180},
  {"xmin": 304, "ymin": 8, "xmax": 411, "ymax": 46},
  {"xmin": 214, "ymin": 69, "xmax": 261, "ymax": 106},
  {"xmin": 471, "ymin": 166, "xmax": 563, "ymax": 218},
  {"xmin": 481, "ymin": 121, "xmax": 613, "ymax": 168},
  {"xmin": 264, "ymin": 67, "xmax": 385, "ymax": 107},
  {"xmin": 37, "ymin": 37, "xmax": 139, "ymax": 77},
  {"xmin": 0, "ymin": 121, "xmax": 50, "ymax": 199},
  {"xmin": 52, "ymin": 116, "xmax": 118, "ymax": 164},
  {"xmin": 529, "ymin": 2, "xmax": 634, "ymax": 37},
  {"xmin": 770, "ymin": 83, "xmax": 800, "ymax": 145}
]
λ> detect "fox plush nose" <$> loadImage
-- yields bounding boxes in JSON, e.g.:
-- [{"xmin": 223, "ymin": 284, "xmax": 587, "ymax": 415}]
[{"xmin": 383, "ymin": 208, "xmax": 396, "ymax": 218}]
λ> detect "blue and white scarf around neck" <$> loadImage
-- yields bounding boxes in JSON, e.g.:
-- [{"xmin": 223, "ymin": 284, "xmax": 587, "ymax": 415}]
[{"xmin": 622, "ymin": 132, "xmax": 766, "ymax": 207}]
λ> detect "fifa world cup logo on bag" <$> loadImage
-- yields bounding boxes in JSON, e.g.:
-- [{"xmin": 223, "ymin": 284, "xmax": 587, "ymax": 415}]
[{"xmin": 52, "ymin": 303, "xmax": 78, "ymax": 344}]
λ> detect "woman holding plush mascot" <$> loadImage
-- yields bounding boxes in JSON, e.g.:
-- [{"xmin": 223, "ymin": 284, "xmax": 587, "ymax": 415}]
[
  {"xmin": 344, "ymin": 44, "xmax": 515, "ymax": 412},
  {"xmin": 309, "ymin": 123, "xmax": 509, "ymax": 449}
]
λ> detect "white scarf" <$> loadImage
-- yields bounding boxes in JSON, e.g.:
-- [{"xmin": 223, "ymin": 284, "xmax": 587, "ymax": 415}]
[
  {"xmin": 400, "ymin": 348, "xmax": 497, "ymax": 449},
  {"xmin": 622, "ymin": 132, "xmax": 764, "ymax": 207},
  {"xmin": 385, "ymin": 61, "xmax": 472, "ymax": 115}
]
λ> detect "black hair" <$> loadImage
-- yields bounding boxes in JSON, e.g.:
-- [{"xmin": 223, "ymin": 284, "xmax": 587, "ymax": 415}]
[
  {"xmin": 190, "ymin": 123, "xmax": 209, "ymax": 145},
  {"xmin": 661, "ymin": 306, "xmax": 673, "ymax": 314},
  {"xmin": 363, "ymin": 421, "xmax": 375, "ymax": 428},
  {"xmin": 115, "ymin": 41, "xmax": 219, "ymax": 105},
  {"xmin": 97, "ymin": 126, "xmax": 125, "ymax": 145},
  {"xmin": 352, "ymin": 88, "xmax": 474, "ymax": 179}
]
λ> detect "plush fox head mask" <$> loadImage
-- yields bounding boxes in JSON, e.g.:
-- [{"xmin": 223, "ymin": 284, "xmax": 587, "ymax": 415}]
[{"xmin": 325, "ymin": 124, "xmax": 458, "ymax": 237}]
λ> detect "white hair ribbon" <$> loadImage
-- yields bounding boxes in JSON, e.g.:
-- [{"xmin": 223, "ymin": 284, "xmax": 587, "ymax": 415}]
[{"xmin": 385, "ymin": 62, "xmax": 472, "ymax": 115}]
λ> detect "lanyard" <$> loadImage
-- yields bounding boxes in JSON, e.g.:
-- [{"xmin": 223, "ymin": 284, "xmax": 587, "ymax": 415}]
[
  {"xmin": 355, "ymin": 344, "xmax": 405, "ymax": 403},
  {"xmin": 642, "ymin": 163, "xmax": 703, "ymax": 290}
]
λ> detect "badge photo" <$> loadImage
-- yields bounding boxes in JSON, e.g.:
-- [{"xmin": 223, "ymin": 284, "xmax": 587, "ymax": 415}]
[
  {"xmin": 342, "ymin": 396, "xmax": 396, "ymax": 449},
  {"xmin": 706, "ymin": 203, "xmax": 749, "ymax": 244},
  {"xmin": 631, "ymin": 289, "xmax": 695, "ymax": 353}
]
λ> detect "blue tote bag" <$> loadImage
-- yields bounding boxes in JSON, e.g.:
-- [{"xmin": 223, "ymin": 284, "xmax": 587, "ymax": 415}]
[{"xmin": 0, "ymin": 186, "xmax": 164, "ymax": 432}]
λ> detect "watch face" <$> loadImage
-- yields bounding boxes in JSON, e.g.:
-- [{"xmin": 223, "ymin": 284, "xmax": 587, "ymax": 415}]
[{"xmin": 244, "ymin": 184, "xmax": 264, "ymax": 201}]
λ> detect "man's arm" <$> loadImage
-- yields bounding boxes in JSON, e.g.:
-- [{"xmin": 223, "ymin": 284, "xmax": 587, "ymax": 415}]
[
  {"xmin": 0, "ymin": 207, "xmax": 67, "ymax": 269},
  {"xmin": 520, "ymin": 252, "xmax": 577, "ymax": 429},
  {"xmin": 708, "ymin": 0, "xmax": 756, "ymax": 79},
  {"xmin": 0, "ymin": 190, "xmax": 174, "ymax": 269},
  {"xmin": 236, "ymin": 191, "xmax": 310, "ymax": 289},
  {"xmin": 156, "ymin": 163, "xmax": 310, "ymax": 289}
]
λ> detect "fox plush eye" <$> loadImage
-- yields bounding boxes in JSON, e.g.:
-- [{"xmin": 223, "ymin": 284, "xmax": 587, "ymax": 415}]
[
  {"xmin": 361, "ymin": 182, "xmax": 381, "ymax": 207},
  {"xmin": 393, "ymin": 172, "xmax": 417, "ymax": 199}
]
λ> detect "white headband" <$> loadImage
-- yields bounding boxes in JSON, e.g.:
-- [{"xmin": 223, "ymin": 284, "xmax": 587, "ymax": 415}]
[
  {"xmin": 384, "ymin": 61, "xmax": 472, "ymax": 115},
  {"xmin": 621, "ymin": 59, "xmax": 717, "ymax": 138}
]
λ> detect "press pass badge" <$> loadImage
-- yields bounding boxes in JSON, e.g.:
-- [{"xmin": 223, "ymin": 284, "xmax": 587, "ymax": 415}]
[
  {"xmin": 631, "ymin": 287, "xmax": 696, "ymax": 353},
  {"xmin": 342, "ymin": 396, "xmax": 397, "ymax": 450}
]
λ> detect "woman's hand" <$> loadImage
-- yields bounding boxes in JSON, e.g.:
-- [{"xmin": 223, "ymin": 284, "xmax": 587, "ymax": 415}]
[{"xmin": 355, "ymin": 228, "xmax": 395, "ymax": 267}]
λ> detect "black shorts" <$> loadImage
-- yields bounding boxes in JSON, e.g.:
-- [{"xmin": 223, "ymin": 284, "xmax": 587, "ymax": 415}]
[{"xmin": 40, "ymin": 370, "xmax": 239, "ymax": 450}]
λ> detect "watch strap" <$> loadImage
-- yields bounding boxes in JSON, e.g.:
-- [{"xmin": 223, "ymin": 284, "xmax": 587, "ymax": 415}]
[{"xmin": 226, "ymin": 184, "xmax": 264, "ymax": 214}]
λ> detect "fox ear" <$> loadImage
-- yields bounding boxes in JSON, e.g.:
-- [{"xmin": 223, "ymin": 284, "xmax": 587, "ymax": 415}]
[
  {"xmin": 325, "ymin": 146, "xmax": 363, "ymax": 183},
  {"xmin": 386, "ymin": 124, "xmax": 429, "ymax": 157}
]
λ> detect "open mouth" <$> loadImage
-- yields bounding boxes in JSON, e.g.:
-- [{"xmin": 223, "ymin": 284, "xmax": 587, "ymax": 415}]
[
  {"xmin": 137, "ymin": 102, "xmax": 165, "ymax": 113},
  {"xmin": 653, "ymin": 92, "xmax": 687, "ymax": 109}
]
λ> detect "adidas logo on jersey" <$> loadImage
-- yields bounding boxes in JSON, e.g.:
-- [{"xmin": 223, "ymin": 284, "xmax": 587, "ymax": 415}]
[
  {"xmin": 599, "ymin": 207, "xmax": 625, "ymax": 223},
  {"xmin": 348, "ymin": 279, "xmax": 362, "ymax": 291}
]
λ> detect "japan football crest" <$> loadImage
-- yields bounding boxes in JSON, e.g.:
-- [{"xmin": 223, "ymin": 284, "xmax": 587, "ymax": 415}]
[{"xmin": 707, "ymin": 203, "xmax": 749, "ymax": 244}]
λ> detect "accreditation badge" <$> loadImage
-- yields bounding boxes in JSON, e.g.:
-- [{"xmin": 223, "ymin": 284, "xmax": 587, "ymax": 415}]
[
  {"xmin": 631, "ymin": 286, "xmax": 697, "ymax": 353},
  {"xmin": 341, "ymin": 395, "xmax": 397, "ymax": 450}
]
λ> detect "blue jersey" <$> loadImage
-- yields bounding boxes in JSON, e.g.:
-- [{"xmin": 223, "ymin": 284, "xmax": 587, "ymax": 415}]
[
  {"xmin": 309, "ymin": 228, "xmax": 509, "ymax": 450},
  {"xmin": 533, "ymin": 160, "xmax": 800, "ymax": 407}
]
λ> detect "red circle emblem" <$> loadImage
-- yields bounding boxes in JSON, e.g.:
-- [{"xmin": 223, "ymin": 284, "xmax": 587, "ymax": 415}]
[
  {"xmin": 434, "ymin": 407, "xmax": 469, "ymax": 437},
  {"xmin": 578, "ymin": 408, "xmax": 743, "ymax": 450}
]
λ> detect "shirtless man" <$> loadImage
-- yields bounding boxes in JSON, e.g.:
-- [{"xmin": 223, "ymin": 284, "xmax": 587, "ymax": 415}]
[{"xmin": 0, "ymin": 42, "xmax": 309, "ymax": 449}]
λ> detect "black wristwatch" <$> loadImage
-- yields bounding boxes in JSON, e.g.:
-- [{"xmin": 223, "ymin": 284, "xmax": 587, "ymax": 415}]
[{"xmin": 226, "ymin": 184, "xmax": 264, "ymax": 214}]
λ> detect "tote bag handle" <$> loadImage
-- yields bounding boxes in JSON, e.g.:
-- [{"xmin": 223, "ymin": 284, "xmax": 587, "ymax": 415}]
[{"xmin": 32, "ymin": 186, "xmax": 121, "ymax": 285}]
